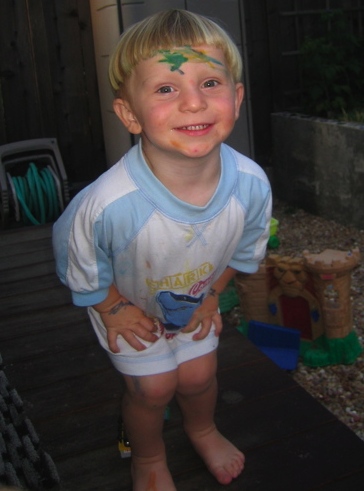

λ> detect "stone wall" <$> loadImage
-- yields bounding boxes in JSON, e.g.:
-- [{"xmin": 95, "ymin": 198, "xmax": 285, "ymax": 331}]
[{"xmin": 271, "ymin": 112, "xmax": 364, "ymax": 228}]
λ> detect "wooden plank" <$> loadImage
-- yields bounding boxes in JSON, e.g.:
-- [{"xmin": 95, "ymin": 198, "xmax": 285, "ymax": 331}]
[
  {"xmin": 1, "ymin": 261, "xmax": 57, "ymax": 283},
  {"xmin": 0, "ymin": 0, "xmax": 42, "ymax": 141},
  {"xmin": 216, "ymin": 326, "xmax": 267, "ymax": 369},
  {"xmin": 34, "ymin": 398, "xmax": 122, "ymax": 460},
  {"xmin": 26, "ymin": 0, "xmax": 57, "ymax": 136},
  {"xmin": 0, "ymin": 224, "xmax": 52, "ymax": 246},
  {"xmin": 215, "ymin": 388, "xmax": 336, "ymax": 451},
  {"xmin": 55, "ymin": 445, "xmax": 127, "ymax": 491},
  {"xmin": 2, "ymin": 273, "xmax": 62, "ymax": 297},
  {"xmin": 31, "ymin": 342, "xmax": 295, "ymax": 428},
  {"xmin": 0, "ymin": 317, "xmax": 95, "ymax": 362},
  {"xmin": 26, "ymin": 363, "xmax": 334, "ymax": 471},
  {"xmin": 45, "ymin": 386, "xmax": 356, "ymax": 490},
  {"xmin": 3, "ymin": 343, "xmax": 112, "ymax": 392},
  {"xmin": 166, "ymin": 388, "xmax": 336, "ymax": 472},
  {"xmin": 0, "ymin": 283, "xmax": 72, "ymax": 316},
  {"xmin": 19, "ymin": 352, "xmax": 293, "ymax": 428},
  {"xmin": 173, "ymin": 420, "xmax": 364, "ymax": 491},
  {"xmin": 217, "ymin": 356, "xmax": 297, "ymax": 404},
  {"xmin": 74, "ymin": 0, "xmax": 107, "ymax": 178},
  {"xmin": 0, "ymin": 304, "xmax": 88, "ymax": 339},
  {"xmin": 229, "ymin": 420, "xmax": 364, "ymax": 491},
  {"xmin": 0, "ymin": 0, "xmax": 106, "ymax": 185},
  {"xmin": 317, "ymin": 469, "xmax": 364, "ymax": 491},
  {"xmin": 0, "ymin": 247, "xmax": 55, "ymax": 271},
  {"xmin": 0, "ymin": 236, "xmax": 52, "ymax": 258},
  {"xmin": 56, "ymin": 433, "xmax": 364, "ymax": 491},
  {"xmin": 20, "ymin": 368, "xmax": 123, "ymax": 422},
  {"xmin": 52, "ymin": 0, "xmax": 106, "ymax": 182}
]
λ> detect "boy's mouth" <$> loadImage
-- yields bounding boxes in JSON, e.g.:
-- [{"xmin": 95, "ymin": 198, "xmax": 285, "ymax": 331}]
[{"xmin": 178, "ymin": 124, "xmax": 210, "ymax": 131}]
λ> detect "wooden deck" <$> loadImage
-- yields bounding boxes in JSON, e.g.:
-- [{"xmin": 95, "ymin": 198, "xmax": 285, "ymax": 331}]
[{"xmin": 1, "ymin": 223, "xmax": 364, "ymax": 490}]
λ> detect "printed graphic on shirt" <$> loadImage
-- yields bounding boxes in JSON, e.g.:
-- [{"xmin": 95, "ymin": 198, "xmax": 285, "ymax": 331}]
[
  {"xmin": 146, "ymin": 262, "xmax": 214, "ymax": 294},
  {"xmin": 147, "ymin": 261, "xmax": 216, "ymax": 331},
  {"xmin": 156, "ymin": 291, "xmax": 204, "ymax": 331}
]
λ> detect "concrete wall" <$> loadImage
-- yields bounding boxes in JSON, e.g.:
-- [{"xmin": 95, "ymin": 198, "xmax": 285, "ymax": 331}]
[{"xmin": 271, "ymin": 112, "xmax": 364, "ymax": 228}]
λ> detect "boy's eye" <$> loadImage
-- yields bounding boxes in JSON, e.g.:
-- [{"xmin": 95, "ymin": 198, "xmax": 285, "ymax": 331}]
[
  {"xmin": 157, "ymin": 86, "xmax": 174, "ymax": 93},
  {"xmin": 203, "ymin": 80, "xmax": 219, "ymax": 88}
]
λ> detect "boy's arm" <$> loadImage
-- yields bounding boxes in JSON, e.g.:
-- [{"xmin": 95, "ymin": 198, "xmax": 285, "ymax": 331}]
[
  {"xmin": 93, "ymin": 284, "xmax": 158, "ymax": 353},
  {"xmin": 182, "ymin": 266, "xmax": 238, "ymax": 340}
]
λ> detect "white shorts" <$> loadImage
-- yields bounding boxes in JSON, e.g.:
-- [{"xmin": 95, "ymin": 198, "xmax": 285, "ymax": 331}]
[{"xmin": 87, "ymin": 308, "xmax": 219, "ymax": 376}]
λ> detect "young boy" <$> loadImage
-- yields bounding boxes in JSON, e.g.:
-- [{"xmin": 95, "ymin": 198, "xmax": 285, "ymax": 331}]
[{"xmin": 53, "ymin": 9, "xmax": 271, "ymax": 491}]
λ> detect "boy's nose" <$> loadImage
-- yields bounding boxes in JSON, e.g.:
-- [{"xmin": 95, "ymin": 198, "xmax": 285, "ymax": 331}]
[{"xmin": 179, "ymin": 87, "xmax": 207, "ymax": 112}]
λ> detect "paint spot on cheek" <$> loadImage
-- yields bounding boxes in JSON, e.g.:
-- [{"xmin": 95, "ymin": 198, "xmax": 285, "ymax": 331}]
[
  {"xmin": 146, "ymin": 260, "xmax": 151, "ymax": 269},
  {"xmin": 170, "ymin": 140, "xmax": 183, "ymax": 149}
]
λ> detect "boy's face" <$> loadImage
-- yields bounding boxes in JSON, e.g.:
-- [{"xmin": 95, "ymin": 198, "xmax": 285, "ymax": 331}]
[{"xmin": 113, "ymin": 45, "xmax": 244, "ymax": 162}]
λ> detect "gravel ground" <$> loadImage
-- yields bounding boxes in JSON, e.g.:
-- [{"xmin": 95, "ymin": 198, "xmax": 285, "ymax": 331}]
[{"xmin": 270, "ymin": 200, "xmax": 364, "ymax": 441}]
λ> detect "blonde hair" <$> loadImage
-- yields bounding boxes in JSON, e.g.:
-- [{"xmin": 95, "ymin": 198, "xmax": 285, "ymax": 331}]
[{"xmin": 109, "ymin": 9, "xmax": 243, "ymax": 95}]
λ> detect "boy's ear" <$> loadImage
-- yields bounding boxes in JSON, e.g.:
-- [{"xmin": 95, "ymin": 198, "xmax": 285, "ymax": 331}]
[
  {"xmin": 113, "ymin": 99, "xmax": 142, "ymax": 134},
  {"xmin": 234, "ymin": 83, "xmax": 245, "ymax": 120}
]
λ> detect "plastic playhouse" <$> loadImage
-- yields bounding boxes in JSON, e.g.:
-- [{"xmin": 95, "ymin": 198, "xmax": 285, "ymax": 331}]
[{"xmin": 235, "ymin": 248, "xmax": 362, "ymax": 368}]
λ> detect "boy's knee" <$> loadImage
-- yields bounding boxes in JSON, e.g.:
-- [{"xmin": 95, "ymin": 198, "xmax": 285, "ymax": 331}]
[
  {"xmin": 177, "ymin": 352, "xmax": 217, "ymax": 396},
  {"xmin": 124, "ymin": 371, "xmax": 177, "ymax": 408},
  {"xmin": 179, "ymin": 373, "xmax": 215, "ymax": 397}
]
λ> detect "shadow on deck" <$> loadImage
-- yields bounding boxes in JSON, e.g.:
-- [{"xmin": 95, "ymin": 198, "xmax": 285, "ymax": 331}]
[{"xmin": 1, "ymin": 224, "xmax": 364, "ymax": 490}]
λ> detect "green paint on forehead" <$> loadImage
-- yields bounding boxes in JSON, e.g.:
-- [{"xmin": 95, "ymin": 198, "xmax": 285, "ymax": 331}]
[{"xmin": 158, "ymin": 46, "xmax": 223, "ymax": 74}]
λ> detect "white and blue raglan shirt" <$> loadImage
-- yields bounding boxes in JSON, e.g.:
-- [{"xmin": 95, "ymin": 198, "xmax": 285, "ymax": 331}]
[{"xmin": 53, "ymin": 142, "xmax": 271, "ymax": 341}]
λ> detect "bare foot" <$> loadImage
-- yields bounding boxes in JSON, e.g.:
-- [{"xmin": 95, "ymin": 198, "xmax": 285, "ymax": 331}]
[
  {"xmin": 131, "ymin": 456, "xmax": 177, "ymax": 491},
  {"xmin": 187, "ymin": 425, "xmax": 245, "ymax": 485}
]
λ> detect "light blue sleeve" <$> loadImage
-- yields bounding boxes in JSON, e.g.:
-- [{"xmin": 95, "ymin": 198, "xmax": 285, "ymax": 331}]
[
  {"xmin": 52, "ymin": 186, "xmax": 91, "ymax": 289},
  {"xmin": 53, "ymin": 183, "xmax": 155, "ymax": 307}
]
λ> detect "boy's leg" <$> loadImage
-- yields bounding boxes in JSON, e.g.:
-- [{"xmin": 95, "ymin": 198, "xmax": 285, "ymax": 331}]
[
  {"xmin": 175, "ymin": 351, "xmax": 245, "ymax": 485},
  {"xmin": 122, "ymin": 370, "xmax": 178, "ymax": 491}
]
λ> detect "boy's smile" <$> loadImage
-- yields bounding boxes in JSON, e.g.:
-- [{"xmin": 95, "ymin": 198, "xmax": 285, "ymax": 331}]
[{"xmin": 114, "ymin": 45, "xmax": 244, "ymax": 166}]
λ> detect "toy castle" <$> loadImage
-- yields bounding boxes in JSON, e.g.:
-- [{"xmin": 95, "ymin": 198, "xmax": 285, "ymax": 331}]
[{"xmin": 235, "ymin": 249, "xmax": 362, "ymax": 367}]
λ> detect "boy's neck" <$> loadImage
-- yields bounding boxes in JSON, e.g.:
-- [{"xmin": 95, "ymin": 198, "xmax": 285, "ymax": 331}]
[{"xmin": 142, "ymin": 146, "xmax": 222, "ymax": 207}]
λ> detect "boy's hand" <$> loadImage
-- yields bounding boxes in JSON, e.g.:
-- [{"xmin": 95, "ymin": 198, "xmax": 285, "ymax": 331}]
[
  {"xmin": 182, "ymin": 267, "xmax": 237, "ymax": 340},
  {"xmin": 181, "ymin": 290, "xmax": 222, "ymax": 340},
  {"xmin": 94, "ymin": 287, "xmax": 159, "ymax": 352},
  {"xmin": 100, "ymin": 303, "xmax": 159, "ymax": 352},
  {"xmin": 94, "ymin": 286, "xmax": 159, "ymax": 352}
]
